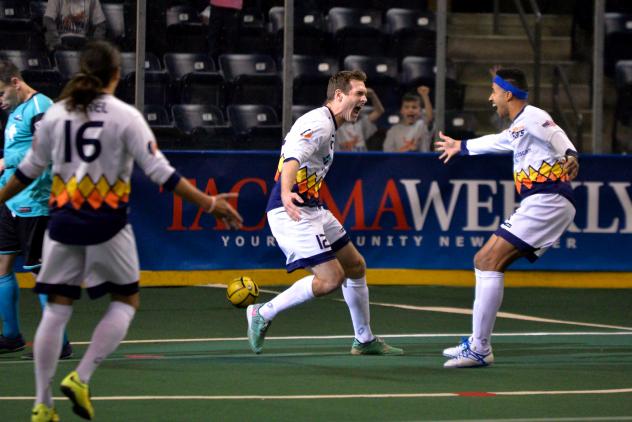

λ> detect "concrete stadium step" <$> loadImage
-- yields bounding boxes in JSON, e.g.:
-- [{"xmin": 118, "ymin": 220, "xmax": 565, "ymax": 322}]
[
  {"xmin": 448, "ymin": 34, "xmax": 572, "ymax": 61},
  {"xmin": 449, "ymin": 13, "xmax": 573, "ymax": 36},
  {"xmin": 452, "ymin": 59, "xmax": 591, "ymax": 85},
  {"xmin": 463, "ymin": 82, "xmax": 590, "ymax": 108}
]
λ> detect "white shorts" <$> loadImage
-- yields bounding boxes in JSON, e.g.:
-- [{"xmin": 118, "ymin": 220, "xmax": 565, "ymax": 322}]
[
  {"xmin": 34, "ymin": 224, "xmax": 140, "ymax": 299},
  {"xmin": 495, "ymin": 194, "xmax": 575, "ymax": 262},
  {"xmin": 267, "ymin": 206, "xmax": 350, "ymax": 272}
]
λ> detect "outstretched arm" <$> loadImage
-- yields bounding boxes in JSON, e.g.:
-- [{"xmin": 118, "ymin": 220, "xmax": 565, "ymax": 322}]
[
  {"xmin": 173, "ymin": 178, "xmax": 243, "ymax": 230},
  {"xmin": 434, "ymin": 131, "xmax": 462, "ymax": 163},
  {"xmin": 417, "ymin": 86, "xmax": 433, "ymax": 125}
]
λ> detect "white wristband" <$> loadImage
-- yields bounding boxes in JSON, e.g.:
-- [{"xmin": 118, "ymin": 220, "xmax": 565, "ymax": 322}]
[{"xmin": 207, "ymin": 196, "xmax": 216, "ymax": 213}]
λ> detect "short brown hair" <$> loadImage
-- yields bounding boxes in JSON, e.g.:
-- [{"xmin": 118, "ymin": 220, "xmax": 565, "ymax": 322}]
[
  {"xmin": 0, "ymin": 58, "xmax": 22, "ymax": 84},
  {"xmin": 326, "ymin": 70, "xmax": 366, "ymax": 101}
]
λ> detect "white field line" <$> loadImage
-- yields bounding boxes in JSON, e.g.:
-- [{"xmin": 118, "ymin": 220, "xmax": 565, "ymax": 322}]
[
  {"xmin": 203, "ymin": 284, "xmax": 632, "ymax": 331},
  {"xmin": 35, "ymin": 331, "xmax": 632, "ymax": 346},
  {"xmin": 2, "ymin": 387, "xmax": 632, "ymax": 401},
  {"xmin": 425, "ymin": 418, "xmax": 632, "ymax": 422}
]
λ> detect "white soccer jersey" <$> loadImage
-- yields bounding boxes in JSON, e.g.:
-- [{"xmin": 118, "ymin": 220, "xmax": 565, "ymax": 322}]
[
  {"xmin": 461, "ymin": 105, "xmax": 576, "ymax": 205},
  {"xmin": 17, "ymin": 94, "xmax": 180, "ymax": 245},
  {"xmin": 267, "ymin": 106, "xmax": 337, "ymax": 211}
]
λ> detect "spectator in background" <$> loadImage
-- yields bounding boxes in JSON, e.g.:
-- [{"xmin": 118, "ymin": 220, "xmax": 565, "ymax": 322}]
[
  {"xmin": 383, "ymin": 86, "xmax": 434, "ymax": 152},
  {"xmin": 205, "ymin": 0, "xmax": 244, "ymax": 58},
  {"xmin": 336, "ymin": 88, "xmax": 384, "ymax": 152},
  {"xmin": 43, "ymin": 0, "xmax": 107, "ymax": 52}
]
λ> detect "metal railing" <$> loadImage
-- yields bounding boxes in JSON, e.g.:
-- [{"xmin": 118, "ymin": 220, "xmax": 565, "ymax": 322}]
[
  {"xmin": 493, "ymin": 0, "xmax": 542, "ymax": 105},
  {"xmin": 553, "ymin": 65, "xmax": 584, "ymax": 148}
]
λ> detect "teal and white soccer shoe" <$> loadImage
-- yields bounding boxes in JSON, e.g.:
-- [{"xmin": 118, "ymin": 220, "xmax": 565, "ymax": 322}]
[
  {"xmin": 442, "ymin": 336, "xmax": 473, "ymax": 358},
  {"xmin": 443, "ymin": 342, "xmax": 494, "ymax": 368},
  {"xmin": 350, "ymin": 337, "xmax": 404, "ymax": 355},
  {"xmin": 246, "ymin": 303, "xmax": 270, "ymax": 354}
]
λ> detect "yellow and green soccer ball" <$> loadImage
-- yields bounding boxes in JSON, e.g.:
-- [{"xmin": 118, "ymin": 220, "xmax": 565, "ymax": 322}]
[{"xmin": 226, "ymin": 276, "xmax": 259, "ymax": 308}]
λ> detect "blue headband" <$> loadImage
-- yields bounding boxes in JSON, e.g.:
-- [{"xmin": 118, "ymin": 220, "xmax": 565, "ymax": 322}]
[{"xmin": 493, "ymin": 75, "xmax": 528, "ymax": 100}]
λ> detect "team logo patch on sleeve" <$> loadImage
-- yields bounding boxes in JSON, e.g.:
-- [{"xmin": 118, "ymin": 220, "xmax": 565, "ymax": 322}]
[
  {"xmin": 542, "ymin": 120, "xmax": 557, "ymax": 128},
  {"xmin": 147, "ymin": 141, "xmax": 158, "ymax": 155},
  {"xmin": 300, "ymin": 128, "xmax": 313, "ymax": 139}
]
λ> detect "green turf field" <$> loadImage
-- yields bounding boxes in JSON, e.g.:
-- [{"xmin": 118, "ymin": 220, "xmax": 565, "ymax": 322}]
[{"xmin": 2, "ymin": 285, "xmax": 632, "ymax": 421}]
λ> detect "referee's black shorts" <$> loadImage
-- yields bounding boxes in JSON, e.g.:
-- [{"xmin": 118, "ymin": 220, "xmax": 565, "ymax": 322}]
[{"xmin": 0, "ymin": 204, "xmax": 49, "ymax": 272}]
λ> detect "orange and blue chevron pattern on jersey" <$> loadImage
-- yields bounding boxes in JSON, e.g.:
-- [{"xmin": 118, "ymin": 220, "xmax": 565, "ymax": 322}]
[
  {"xmin": 49, "ymin": 174, "xmax": 131, "ymax": 210},
  {"xmin": 513, "ymin": 160, "xmax": 570, "ymax": 194},
  {"xmin": 295, "ymin": 167, "xmax": 323, "ymax": 200}
]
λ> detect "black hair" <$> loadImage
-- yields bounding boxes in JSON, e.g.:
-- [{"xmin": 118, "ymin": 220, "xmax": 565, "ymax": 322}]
[
  {"xmin": 58, "ymin": 40, "xmax": 121, "ymax": 113},
  {"xmin": 496, "ymin": 68, "xmax": 529, "ymax": 92}
]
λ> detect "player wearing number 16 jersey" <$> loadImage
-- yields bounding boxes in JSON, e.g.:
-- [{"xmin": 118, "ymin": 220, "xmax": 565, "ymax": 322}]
[
  {"xmin": 0, "ymin": 41, "xmax": 243, "ymax": 422},
  {"xmin": 246, "ymin": 70, "xmax": 402, "ymax": 356}
]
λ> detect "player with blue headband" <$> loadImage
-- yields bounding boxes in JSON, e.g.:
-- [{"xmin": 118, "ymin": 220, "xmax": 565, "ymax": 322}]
[{"xmin": 435, "ymin": 68, "xmax": 579, "ymax": 368}]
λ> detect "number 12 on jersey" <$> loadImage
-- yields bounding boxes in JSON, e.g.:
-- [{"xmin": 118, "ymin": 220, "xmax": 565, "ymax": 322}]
[{"xmin": 64, "ymin": 120, "xmax": 104, "ymax": 163}]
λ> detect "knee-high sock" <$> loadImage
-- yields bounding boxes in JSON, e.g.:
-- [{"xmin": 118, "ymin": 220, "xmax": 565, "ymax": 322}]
[
  {"xmin": 76, "ymin": 302, "xmax": 135, "ymax": 383},
  {"xmin": 471, "ymin": 269, "xmax": 504, "ymax": 353},
  {"xmin": 342, "ymin": 276, "xmax": 374, "ymax": 343},
  {"xmin": 38, "ymin": 294, "xmax": 69, "ymax": 345},
  {"xmin": 34, "ymin": 303, "xmax": 73, "ymax": 407},
  {"xmin": 258, "ymin": 275, "xmax": 314, "ymax": 321},
  {"xmin": 0, "ymin": 272, "xmax": 20, "ymax": 338}
]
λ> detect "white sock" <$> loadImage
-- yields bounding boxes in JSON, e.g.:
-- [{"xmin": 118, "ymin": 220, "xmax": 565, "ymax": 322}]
[
  {"xmin": 258, "ymin": 276, "xmax": 315, "ymax": 321},
  {"xmin": 76, "ymin": 301, "xmax": 136, "ymax": 383},
  {"xmin": 471, "ymin": 269, "xmax": 504, "ymax": 354},
  {"xmin": 34, "ymin": 303, "xmax": 73, "ymax": 407},
  {"xmin": 342, "ymin": 276, "xmax": 374, "ymax": 343}
]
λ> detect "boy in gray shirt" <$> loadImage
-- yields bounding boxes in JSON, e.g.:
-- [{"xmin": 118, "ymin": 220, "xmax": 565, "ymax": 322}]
[
  {"xmin": 44, "ymin": 0, "xmax": 106, "ymax": 51},
  {"xmin": 383, "ymin": 86, "xmax": 433, "ymax": 152}
]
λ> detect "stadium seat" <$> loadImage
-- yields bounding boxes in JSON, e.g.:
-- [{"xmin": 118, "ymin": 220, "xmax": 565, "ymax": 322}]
[
  {"xmin": 227, "ymin": 104, "xmax": 282, "ymax": 150},
  {"xmin": 0, "ymin": 49, "xmax": 61, "ymax": 99},
  {"xmin": 0, "ymin": 49, "xmax": 51, "ymax": 70},
  {"xmin": 172, "ymin": 104, "xmax": 235, "ymax": 149},
  {"xmin": 291, "ymin": 55, "xmax": 338, "ymax": 105},
  {"xmin": 233, "ymin": 9, "xmax": 269, "ymax": 54},
  {"xmin": 101, "ymin": 3, "xmax": 130, "ymax": 50},
  {"xmin": 444, "ymin": 111, "xmax": 478, "ymax": 140},
  {"xmin": 142, "ymin": 104, "xmax": 180, "ymax": 148},
  {"xmin": 268, "ymin": 7, "xmax": 329, "ymax": 56},
  {"xmin": 386, "ymin": 8, "xmax": 436, "ymax": 59},
  {"xmin": 166, "ymin": 5, "xmax": 207, "ymax": 53},
  {"xmin": 54, "ymin": 50, "xmax": 82, "ymax": 81},
  {"xmin": 343, "ymin": 55, "xmax": 400, "ymax": 109},
  {"xmin": 400, "ymin": 56, "xmax": 464, "ymax": 110},
  {"xmin": 327, "ymin": 7, "xmax": 387, "ymax": 58},
  {"xmin": 164, "ymin": 53, "xmax": 225, "ymax": 106},
  {"xmin": 292, "ymin": 104, "xmax": 313, "ymax": 123},
  {"xmin": 605, "ymin": 13, "xmax": 632, "ymax": 76},
  {"xmin": 117, "ymin": 52, "xmax": 170, "ymax": 105},
  {"xmin": 0, "ymin": 0, "xmax": 40, "ymax": 50},
  {"xmin": 219, "ymin": 54, "xmax": 282, "ymax": 108},
  {"xmin": 22, "ymin": 69, "xmax": 63, "ymax": 99}
]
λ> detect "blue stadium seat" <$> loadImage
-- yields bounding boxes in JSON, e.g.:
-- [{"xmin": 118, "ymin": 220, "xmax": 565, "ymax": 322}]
[
  {"xmin": 143, "ymin": 104, "xmax": 180, "ymax": 148},
  {"xmin": 227, "ymin": 104, "xmax": 281, "ymax": 150},
  {"xmin": 343, "ymin": 55, "xmax": 400, "ymax": 109},
  {"xmin": 291, "ymin": 55, "xmax": 338, "ymax": 106},
  {"xmin": 386, "ymin": 8, "xmax": 436, "ymax": 59},
  {"xmin": 164, "ymin": 53, "xmax": 225, "ymax": 106},
  {"xmin": 269, "ymin": 7, "xmax": 329, "ymax": 56},
  {"xmin": 166, "ymin": 5, "xmax": 207, "ymax": 53},
  {"xmin": 172, "ymin": 104, "xmax": 235, "ymax": 149},
  {"xmin": 605, "ymin": 13, "xmax": 632, "ymax": 76},
  {"xmin": 327, "ymin": 8, "xmax": 387, "ymax": 58},
  {"xmin": 219, "ymin": 54, "xmax": 282, "ymax": 108}
]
